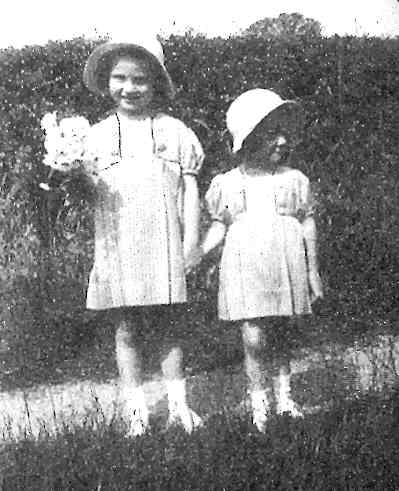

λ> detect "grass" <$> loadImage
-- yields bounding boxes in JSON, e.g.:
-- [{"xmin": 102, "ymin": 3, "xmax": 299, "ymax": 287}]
[
  {"xmin": 1, "ymin": 391, "xmax": 399, "ymax": 490},
  {"xmin": 0, "ymin": 307, "xmax": 398, "ymax": 488}
]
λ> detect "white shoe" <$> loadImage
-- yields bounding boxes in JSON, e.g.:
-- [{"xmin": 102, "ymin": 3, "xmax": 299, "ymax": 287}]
[
  {"xmin": 165, "ymin": 379, "xmax": 203, "ymax": 433},
  {"xmin": 120, "ymin": 385, "xmax": 149, "ymax": 437},
  {"xmin": 252, "ymin": 408, "xmax": 269, "ymax": 433},
  {"xmin": 124, "ymin": 408, "xmax": 149, "ymax": 437},
  {"xmin": 168, "ymin": 405, "xmax": 203, "ymax": 434},
  {"xmin": 276, "ymin": 398, "xmax": 303, "ymax": 418}
]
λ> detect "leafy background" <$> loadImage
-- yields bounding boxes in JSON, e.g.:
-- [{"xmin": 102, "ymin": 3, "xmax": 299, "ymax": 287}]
[{"xmin": 0, "ymin": 14, "xmax": 399, "ymax": 379}]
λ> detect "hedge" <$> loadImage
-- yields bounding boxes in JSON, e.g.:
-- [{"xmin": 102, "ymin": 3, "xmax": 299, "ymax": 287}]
[{"xmin": 0, "ymin": 31, "xmax": 399, "ymax": 369}]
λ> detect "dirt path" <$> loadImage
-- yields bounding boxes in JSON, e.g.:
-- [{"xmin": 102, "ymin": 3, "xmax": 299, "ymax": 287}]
[{"xmin": 1, "ymin": 334, "xmax": 398, "ymax": 441}]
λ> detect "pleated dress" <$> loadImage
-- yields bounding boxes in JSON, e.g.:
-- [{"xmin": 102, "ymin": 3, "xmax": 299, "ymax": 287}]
[
  {"xmin": 205, "ymin": 166, "xmax": 314, "ymax": 321},
  {"xmin": 84, "ymin": 112, "xmax": 204, "ymax": 310}
]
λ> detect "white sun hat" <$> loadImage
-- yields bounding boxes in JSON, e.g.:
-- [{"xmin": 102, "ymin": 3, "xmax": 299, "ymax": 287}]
[
  {"xmin": 83, "ymin": 35, "xmax": 175, "ymax": 100},
  {"xmin": 226, "ymin": 89, "xmax": 300, "ymax": 153}
]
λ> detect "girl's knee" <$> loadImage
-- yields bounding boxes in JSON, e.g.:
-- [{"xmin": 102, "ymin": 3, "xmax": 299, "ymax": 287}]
[
  {"xmin": 115, "ymin": 321, "xmax": 133, "ymax": 346},
  {"xmin": 241, "ymin": 321, "xmax": 264, "ymax": 352},
  {"xmin": 114, "ymin": 308, "xmax": 144, "ymax": 346},
  {"xmin": 160, "ymin": 346, "xmax": 183, "ymax": 379},
  {"xmin": 161, "ymin": 345, "xmax": 183, "ymax": 363}
]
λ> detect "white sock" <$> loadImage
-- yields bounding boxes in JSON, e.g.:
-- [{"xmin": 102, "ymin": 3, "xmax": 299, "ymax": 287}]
[
  {"xmin": 274, "ymin": 370, "xmax": 302, "ymax": 416},
  {"xmin": 250, "ymin": 389, "xmax": 270, "ymax": 413},
  {"xmin": 165, "ymin": 378, "xmax": 188, "ymax": 411},
  {"xmin": 121, "ymin": 385, "xmax": 149, "ymax": 424},
  {"xmin": 250, "ymin": 389, "xmax": 269, "ymax": 431},
  {"xmin": 280, "ymin": 370, "xmax": 290, "ymax": 390},
  {"xmin": 165, "ymin": 378, "xmax": 203, "ymax": 433}
]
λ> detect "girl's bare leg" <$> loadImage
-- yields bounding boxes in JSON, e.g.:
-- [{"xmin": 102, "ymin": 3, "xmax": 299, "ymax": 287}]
[
  {"xmin": 241, "ymin": 320, "xmax": 270, "ymax": 432},
  {"xmin": 160, "ymin": 346, "xmax": 183, "ymax": 381},
  {"xmin": 115, "ymin": 316, "xmax": 143, "ymax": 386},
  {"xmin": 115, "ymin": 311, "xmax": 149, "ymax": 436}
]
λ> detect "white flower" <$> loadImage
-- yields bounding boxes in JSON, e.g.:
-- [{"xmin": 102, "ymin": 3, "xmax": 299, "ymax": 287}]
[
  {"xmin": 41, "ymin": 112, "xmax": 91, "ymax": 172},
  {"xmin": 59, "ymin": 116, "xmax": 90, "ymax": 140},
  {"xmin": 41, "ymin": 111, "xmax": 58, "ymax": 133}
]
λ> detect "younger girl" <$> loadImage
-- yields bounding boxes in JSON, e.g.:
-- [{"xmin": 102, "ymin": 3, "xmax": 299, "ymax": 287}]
[
  {"xmin": 47, "ymin": 36, "xmax": 204, "ymax": 436},
  {"xmin": 187, "ymin": 89, "xmax": 323, "ymax": 431}
]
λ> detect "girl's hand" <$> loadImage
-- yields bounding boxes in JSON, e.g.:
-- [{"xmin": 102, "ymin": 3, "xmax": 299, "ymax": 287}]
[
  {"xmin": 308, "ymin": 269, "xmax": 323, "ymax": 303},
  {"xmin": 184, "ymin": 245, "xmax": 204, "ymax": 274}
]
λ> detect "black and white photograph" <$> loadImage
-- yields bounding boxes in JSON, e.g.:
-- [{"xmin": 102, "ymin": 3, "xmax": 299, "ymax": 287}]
[{"xmin": 0, "ymin": 0, "xmax": 399, "ymax": 489}]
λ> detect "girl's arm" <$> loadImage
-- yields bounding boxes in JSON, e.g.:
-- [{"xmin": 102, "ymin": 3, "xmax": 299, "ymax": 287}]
[
  {"xmin": 183, "ymin": 174, "xmax": 227, "ymax": 273},
  {"xmin": 184, "ymin": 219, "xmax": 226, "ymax": 274},
  {"xmin": 200, "ymin": 221, "xmax": 226, "ymax": 256},
  {"xmin": 302, "ymin": 216, "xmax": 318, "ymax": 272},
  {"xmin": 302, "ymin": 216, "xmax": 323, "ymax": 300},
  {"xmin": 182, "ymin": 174, "xmax": 201, "ymax": 261},
  {"xmin": 183, "ymin": 168, "xmax": 226, "ymax": 273}
]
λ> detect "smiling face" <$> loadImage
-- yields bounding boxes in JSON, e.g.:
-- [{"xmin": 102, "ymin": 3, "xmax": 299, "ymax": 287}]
[{"xmin": 109, "ymin": 56, "xmax": 154, "ymax": 117}]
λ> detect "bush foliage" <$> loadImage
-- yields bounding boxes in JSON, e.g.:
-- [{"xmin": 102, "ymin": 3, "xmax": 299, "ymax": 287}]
[{"xmin": 1, "ymin": 29, "xmax": 399, "ymax": 368}]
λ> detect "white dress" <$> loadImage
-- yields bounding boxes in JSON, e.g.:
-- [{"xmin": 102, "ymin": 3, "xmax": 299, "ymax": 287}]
[
  {"xmin": 84, "ymin": 112, "xmax": 204, "ymax": 310},
  {"xmin": 206, "ymin": 166, "xmax": 314, "ymax": 321}
]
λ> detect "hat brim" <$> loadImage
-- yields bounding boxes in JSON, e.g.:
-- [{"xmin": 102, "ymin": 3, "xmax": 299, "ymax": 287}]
[
  {"xmin": 83, "ymin": 42, "xmax": 175, "ymax": 100},
  {"xmin": 260, "ymin": 102, "xmax": 304, "ymax": 138},
  {"xmin": 234, "ymin": 101, "xmax": 304, "ymax": 153}
]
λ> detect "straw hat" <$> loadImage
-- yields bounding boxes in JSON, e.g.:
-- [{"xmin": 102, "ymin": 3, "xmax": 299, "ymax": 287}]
[
  {"xmin": 226, "ymin": 89, "xmax": 301, "ymax": 153},
  {"xmin": 83, "ymin": 36, "xmax": 175, "ymax": 100}
]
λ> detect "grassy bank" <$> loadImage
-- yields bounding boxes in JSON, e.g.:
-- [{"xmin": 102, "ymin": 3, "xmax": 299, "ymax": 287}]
[{"xmin": 1, "ymin": 391, "xmax": 398, "ymax": 490}]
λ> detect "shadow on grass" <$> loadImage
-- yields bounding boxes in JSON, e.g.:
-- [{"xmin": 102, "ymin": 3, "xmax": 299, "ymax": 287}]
[{"xmin": 1, "ymin": 299, "xmax": 399, "ymax": 393}]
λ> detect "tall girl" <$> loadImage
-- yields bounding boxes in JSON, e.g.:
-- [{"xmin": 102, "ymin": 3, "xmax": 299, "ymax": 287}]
[
  {"xmin": 187, "ymin": 89, "xmax": 323, "ymax": 431},
  {"xmin": 59, "ymin": 36, "xmax": 204, "ymax": 435}
]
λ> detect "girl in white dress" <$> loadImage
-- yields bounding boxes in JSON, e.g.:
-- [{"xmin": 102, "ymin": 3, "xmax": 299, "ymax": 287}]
[
  {"xmin": 55, "ymin": 36, "xmax": 204, "ymax": 436},
  {"xmin": 186, "ymin": 89, "xmax": 323, "ymax": 431}
]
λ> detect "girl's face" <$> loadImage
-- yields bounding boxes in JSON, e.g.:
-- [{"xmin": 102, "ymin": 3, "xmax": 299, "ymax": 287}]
[
  {"xmin": 109, "ymin": 56, "xmax": 154, "ymax": 116},
  {"xmin": 253, "ymin": 134, "xmax": 288, "ymax": 164},
  {"xmin": 240, "ymin": 108, "xmax": 300, "ymax": 169},
  {"xmin": 244, "ymin": 129, "xmax": 290, "ymax": 169}
]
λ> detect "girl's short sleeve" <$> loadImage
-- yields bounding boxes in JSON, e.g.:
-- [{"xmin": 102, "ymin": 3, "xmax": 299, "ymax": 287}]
[
  {"xmin": 178, "ymin": 123, "xmax": 204, "ymax": 176},
  {"xmin": 205, "ymin": 175, "xmax": 226, "ymax": 223}
]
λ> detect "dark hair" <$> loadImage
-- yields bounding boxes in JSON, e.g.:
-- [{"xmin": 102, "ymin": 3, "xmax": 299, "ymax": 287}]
[
  {"xmin": 238, "ymin": 103, "xmax": 303, "ymax": 156},
  {"xmin": 95, "ymin": 48, "xmax": 170, "ymax": 109}
]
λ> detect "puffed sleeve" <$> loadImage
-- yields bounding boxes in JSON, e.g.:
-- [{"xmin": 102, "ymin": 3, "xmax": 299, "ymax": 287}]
[
  {"xmin": 205, "ymin": 175, "xmax": 227, "ymax": 223},
  {"xmin": 178, "ymin": 123, "xmax": 204, "ymax": 176}
]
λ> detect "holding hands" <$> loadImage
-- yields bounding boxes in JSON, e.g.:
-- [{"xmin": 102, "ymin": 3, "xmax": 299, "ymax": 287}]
[
  {"xmin": 184, "ymin": 245, "xmax": 204, "ymax": 274},
  {"xmin": 184, "ymin": 221, "xmax": 227, "ymax": 275}
]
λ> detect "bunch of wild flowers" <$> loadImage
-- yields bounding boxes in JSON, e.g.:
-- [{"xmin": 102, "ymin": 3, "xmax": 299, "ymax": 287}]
[
  {"xmin": 40, "ymin": 112, "xmax": 97, "ymax": 203},
  {"xmin": 41, "ymin": 112, "xmax": 91, "ymax": 175}
]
